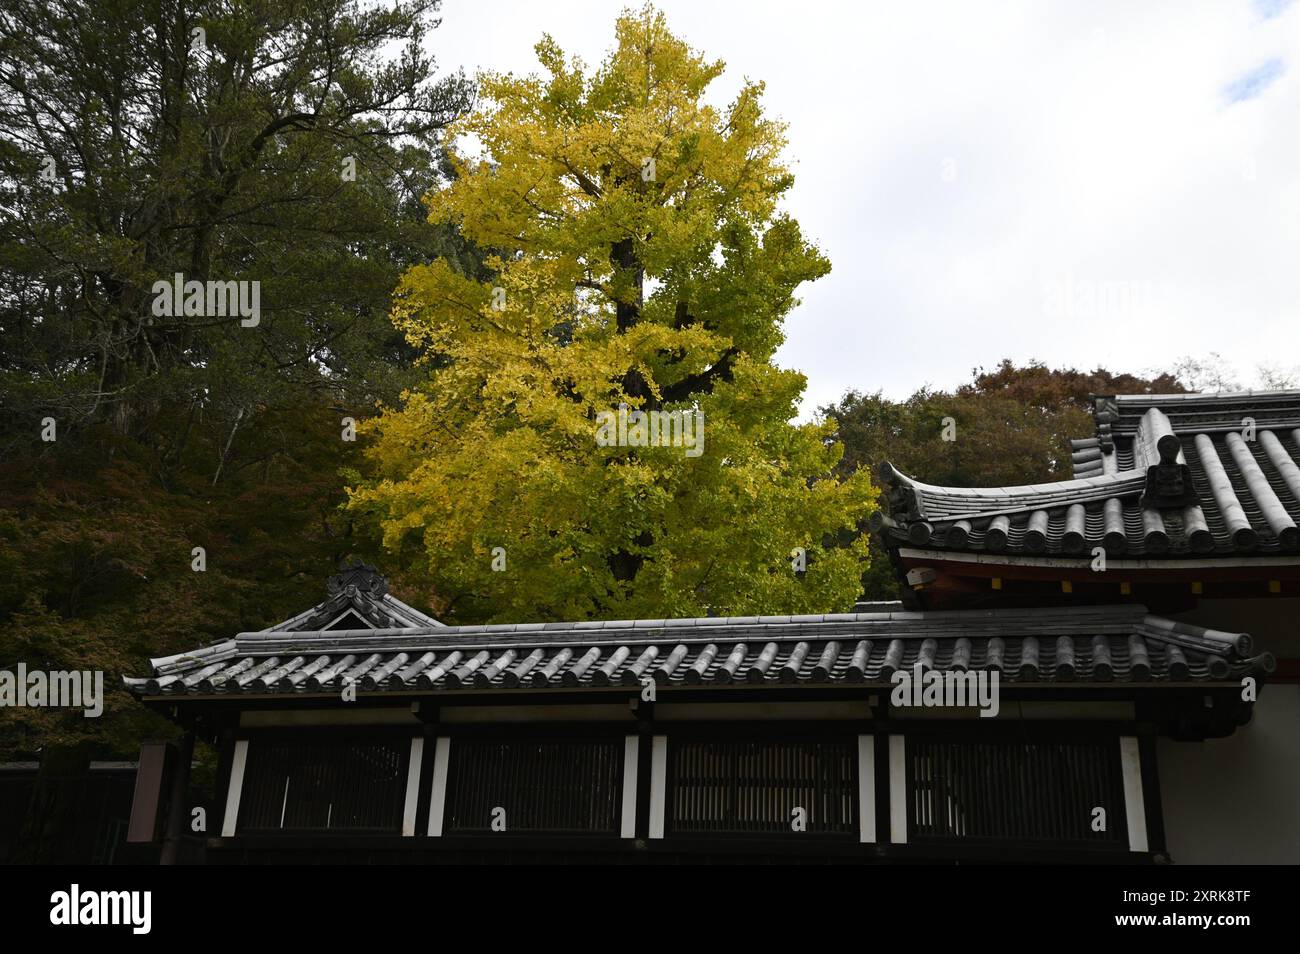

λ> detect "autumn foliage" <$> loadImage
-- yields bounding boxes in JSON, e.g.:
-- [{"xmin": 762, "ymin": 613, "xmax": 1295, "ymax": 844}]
[{"xmin": 347, "ymin": 7, "xmax": 876, "ymax": 622}]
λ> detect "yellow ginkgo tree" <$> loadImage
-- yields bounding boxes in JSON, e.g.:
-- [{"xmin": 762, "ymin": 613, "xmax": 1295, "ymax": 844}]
[{"xmin": 347, "ymin": 5, "xmax": 875, "ymax": 622}]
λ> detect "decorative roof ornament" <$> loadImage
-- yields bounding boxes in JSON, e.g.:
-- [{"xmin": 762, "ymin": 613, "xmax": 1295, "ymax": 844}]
[
  {"xmin": 1135, "ymin": 408, "xmax": 1197, "ymax": 508},
  {"xmin": 870, "ymin": 462, "xmax": 933, "ymax": 544},
  {"xmin": 1094, "ymin": 395, "xmax": 1119, "ymax": 452},
  {"xmin": 326, "ymin": 559, "xmax": 389, "ymax": 599}
]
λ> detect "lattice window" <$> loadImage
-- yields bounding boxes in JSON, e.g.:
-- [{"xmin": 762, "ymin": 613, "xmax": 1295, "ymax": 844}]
[
  {"xmin": 668, "ymin": 737, "xmax": 857, "ymax": 836},
  {"xmin": 444, "ymin": 738, "xmax": 623, "ymax": 834},
  {"xmin": 238, "ymin": 737, "xmax": 407, "ymax": 832},
  {"xmin": 907, "ymin": 736, "xmax": 1127, "ymax": 847}
]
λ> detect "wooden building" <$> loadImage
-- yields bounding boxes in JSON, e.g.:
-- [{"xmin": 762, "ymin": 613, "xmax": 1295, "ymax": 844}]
[
  {"xmin": 124, "ymin": 389, "xmax": 1298, "ymax": 864},
  {"xmin": 870, "ymin": 388, "xmax": 1300, "ymax": 862},
  {"xmin": 871, "ymin": 389, "xmax": 1300, "ymax": 611},
  {"xmin": 125, "ymin": 564, "xmax": 1275, "ymax": 863}
]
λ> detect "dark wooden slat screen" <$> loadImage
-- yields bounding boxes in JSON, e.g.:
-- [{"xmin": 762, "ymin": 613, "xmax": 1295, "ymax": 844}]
[
  {"xmin": 239, "ymin": 738, "xmax": 407, "ymax": 833},
  {"xmin": 907, "ymin": 736, "xmax": 1126, "ymax": 847},
  {"xmin": 668, "ymin": 738, "xmax": 857, "ymax": 836},
  {"xmin": 444, "ymin": 738, "xmax": 623, "ymax": 834}
]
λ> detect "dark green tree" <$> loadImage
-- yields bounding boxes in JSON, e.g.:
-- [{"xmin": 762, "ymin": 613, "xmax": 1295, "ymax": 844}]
[
  {"xmin": 0, "ymin": 0, "xmax": 475, "ymax": 455},
  {"xmin": 0, "ymin": 0, "xmax": 475, "ymax": 759}
]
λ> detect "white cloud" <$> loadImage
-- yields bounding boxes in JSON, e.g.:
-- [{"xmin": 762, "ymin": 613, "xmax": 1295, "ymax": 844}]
[{"xmin": 431, "ymin": 0, "xmax": 1300, "ymax": 414}]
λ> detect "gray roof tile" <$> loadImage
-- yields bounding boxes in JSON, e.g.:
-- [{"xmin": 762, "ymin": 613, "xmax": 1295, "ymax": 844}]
[
  {"xmin": 129, "ymin": 604, "xmax": 1274, "ymax": 698},
  {"xmin": 876, "ymin": 391, "xmax": 1300, "ymax": 558}
]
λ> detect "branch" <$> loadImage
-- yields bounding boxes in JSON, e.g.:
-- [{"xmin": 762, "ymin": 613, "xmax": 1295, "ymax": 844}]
[{"xmin": 660, "ymin": 347, "xmax": 740, "ymax": 403}]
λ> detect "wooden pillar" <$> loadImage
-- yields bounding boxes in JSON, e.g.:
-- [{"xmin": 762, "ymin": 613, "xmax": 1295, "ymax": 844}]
[
  {"xmin": 1138, "ymin": 726, "xmax": 1168, "ymax": 860},
  {"xmin": 648, "ymin": 735, "xmax": 667, "ymax": 839},
  {"xmin": 413, "ymin": 704, "xmax": 439, "ymax": 842},
  {"xmin": 633, "ymin": 694, "xmax": 655, "ymax": 841},
  {"xmin": 874, "ymin": 730, "xmax": 890, "ymax": 849},
  {"xmin": 127, "ymin": 742, "xmax": 172, "ymax": 844},
  {"xmin": 159, "ymin": 729, "xmax": 194, "ymax": 865},
  {"xmin": 620, "ymin": 735, "xmax": 639, "ymax": 839},
  {"xmin": 1119, "ymin": 735, "xmax": 1148, "ymax": 852},
  {"xmin": 426, "ymin": 737, "xmax": 451, "ymax": 837},
  {"xmin": 220, "ymin": 739, "xmax": 248, "ymax": 837},
  {"xmin": 857, "ymin": 734, "xmax": 876, "ymax": 843},
  {"xmin": 401, "ymin": 737, "xmax": 424, "ymax": 836},
  {"xmin": 888, "ymin": 734, "xmax": 907, "ymax": 844},
  {"xmin": 212, "ymin": 727, "xmax": 235, "ymax": 836}
]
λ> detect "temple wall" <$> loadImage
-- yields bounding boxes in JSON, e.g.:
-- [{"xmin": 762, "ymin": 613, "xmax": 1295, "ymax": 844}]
[{"xmin": 1158, "ymin": 597, "xmax": 1300, "ymax": 864}]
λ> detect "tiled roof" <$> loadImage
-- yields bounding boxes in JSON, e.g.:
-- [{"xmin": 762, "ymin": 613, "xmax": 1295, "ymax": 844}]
[
  {"xmin": 264, "ymin": 561, "xmax": 443, "ymax": 633},
  {"xmin": 123, "ymin": 605, "xmax": 1273, "ymax": 697},
  {"xmin": 872, "ymin": 389, "xmax": 1300, "ymax": 558}
]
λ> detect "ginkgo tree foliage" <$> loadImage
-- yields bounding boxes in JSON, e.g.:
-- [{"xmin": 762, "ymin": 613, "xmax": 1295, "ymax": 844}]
[{"xmin": 347, "ymin": 5, "xmax": 875, "ymax": 622}]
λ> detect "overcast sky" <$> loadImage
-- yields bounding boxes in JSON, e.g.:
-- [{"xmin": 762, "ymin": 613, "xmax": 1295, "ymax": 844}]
[{"xmin": 431, "ymin": 0, "xmax": 1300, "ymax": 414}]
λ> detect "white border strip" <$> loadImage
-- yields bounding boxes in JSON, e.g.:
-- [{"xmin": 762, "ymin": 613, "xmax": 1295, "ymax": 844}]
[
  {"xmin": 1119, "ymin": 736, "xmax": 1148, "ymax": 852},
  {"xmin": 620, "ymin": 736, "xmax": 639, "ymax": 838},
  {"xmin": 426, "ymin": 736, "xmax": 450, "ymax": 837},
  {"xmin": 888, "ymin": 735, "xmax": 907, "ymax": 844},
  {"xmin": 221, "ymin": 740, "xmax": 248, "ymax": 837},
  {"xmin": 857, "ymin": 735, "xmax": 876, "ymax": 844},
  {"xmin": 649, "ymin": 735, "xmax": 667, "ymax": 839},
  {"xmin": 401, "ymin": 737, "xmax": 424, "ymax": 836}
]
